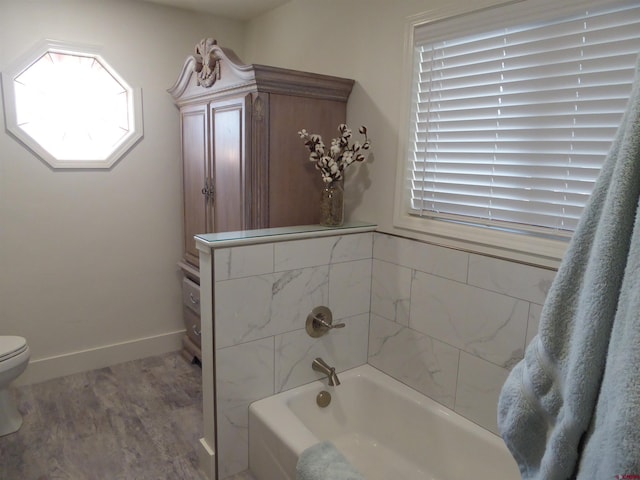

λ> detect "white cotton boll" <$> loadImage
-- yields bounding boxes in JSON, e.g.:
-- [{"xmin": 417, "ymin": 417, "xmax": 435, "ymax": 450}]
[{"xmin": 299, "ymin": 123, "xmax": 372, "ymax": 187}]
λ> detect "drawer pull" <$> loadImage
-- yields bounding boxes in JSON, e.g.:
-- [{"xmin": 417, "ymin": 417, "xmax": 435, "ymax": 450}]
[
  {"xmin": 189, "ymin": 293, "xmax": 200, "ymax": 305},
  {"xmin": 192, "ymin": 324, "xmax": 201, "ymax": 337}
]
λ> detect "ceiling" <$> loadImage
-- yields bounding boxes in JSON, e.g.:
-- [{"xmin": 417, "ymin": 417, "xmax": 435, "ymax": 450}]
[{"xmin": 139, "ymin": 0, "xmax": 291, "ymax": 21}]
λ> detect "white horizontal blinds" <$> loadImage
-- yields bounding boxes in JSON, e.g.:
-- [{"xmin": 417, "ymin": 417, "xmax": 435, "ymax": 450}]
[{"xmin": 410, "ymin": 0, "xmax": 640, "ymax": 235}]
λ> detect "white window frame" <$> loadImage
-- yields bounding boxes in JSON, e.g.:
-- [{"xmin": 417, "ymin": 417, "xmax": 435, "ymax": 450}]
[
  {"xmin": 1, "ymin": 39, "xmax": 143, "ymax": 169},
  {"xmin": 393, "ymin": 0, "xmax": 638, "ymax": 267}
]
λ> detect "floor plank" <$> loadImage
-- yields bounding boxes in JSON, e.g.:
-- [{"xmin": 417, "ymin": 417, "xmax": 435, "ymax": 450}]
[{"xmin": 0, "ymin": 352, "xmax": 208, "ymax": 480}]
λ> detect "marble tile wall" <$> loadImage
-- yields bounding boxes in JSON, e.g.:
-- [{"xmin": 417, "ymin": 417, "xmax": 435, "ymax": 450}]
[
  {"xmin": 213, "ymin": 229, "xmax": 556, "ymax": 478},
  {"xmin": 368, "ymin": 233, "xmax": 556, "ymax": 435},
  {"xmin": 213, "ymin": 232, "xmax": 373, "ymax": 478}
]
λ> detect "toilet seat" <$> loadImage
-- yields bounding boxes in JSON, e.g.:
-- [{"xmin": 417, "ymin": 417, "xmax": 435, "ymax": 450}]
[{"xmin": 0, "ymin": 337, "xmax": 28, "ymax": 363}]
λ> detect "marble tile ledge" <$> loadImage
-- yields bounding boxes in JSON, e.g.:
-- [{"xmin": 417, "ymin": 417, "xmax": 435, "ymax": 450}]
[{"xmin": 195, "ymin": 221, "xmax": 377, "ymax": 250}]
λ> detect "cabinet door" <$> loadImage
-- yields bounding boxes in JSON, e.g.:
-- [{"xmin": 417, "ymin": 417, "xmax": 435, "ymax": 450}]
[
  {"xmin": 181, "ymin": 104, "xmax": 210, "ymax": 265},
  {"xmin": 210, "ymin": 98, "xmax": 245, "ymax": 232}
]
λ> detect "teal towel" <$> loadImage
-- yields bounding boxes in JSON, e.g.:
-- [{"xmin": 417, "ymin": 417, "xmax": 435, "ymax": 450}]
[
  {"xmin": 296, "ymin": 441, "xmax": 366, "ymax": 480},
  {"xmin": 497, "ymin": 56, "xmax": 640, "ymax": 479}
]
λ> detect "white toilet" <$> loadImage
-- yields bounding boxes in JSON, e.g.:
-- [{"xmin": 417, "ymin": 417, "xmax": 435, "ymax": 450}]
[{"xmin": 0, "ymin": 336, "xmax": 30, "ymax": 436}]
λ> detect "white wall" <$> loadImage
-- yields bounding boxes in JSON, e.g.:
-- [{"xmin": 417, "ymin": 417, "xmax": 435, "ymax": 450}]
[
  {"xmin": 240, "ymin": 0, "xmax": 562, "ymax": 444},
  {"xmin": 213, "ymin": 232, "xmax": 373, "ymax": 477},
  {"xmin": 211, "ymin": 229, "xmax": 553, "ymax": 478},
  {"xmin": 244, "ymin": 0, "xmax": 513, "ymax": 236},
  {"xmin": 370, "ymin": 233, "xmax": 555, "ymax": 434},
  {"xmin": 0, "ymin": 0, "xmax": 245, "ymax": 384}
]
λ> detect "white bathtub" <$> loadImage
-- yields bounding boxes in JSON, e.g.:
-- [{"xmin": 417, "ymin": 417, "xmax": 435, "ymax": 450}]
[{"xmin": 249, "ymin": 364, "xmax": 520, "ymax": 480}]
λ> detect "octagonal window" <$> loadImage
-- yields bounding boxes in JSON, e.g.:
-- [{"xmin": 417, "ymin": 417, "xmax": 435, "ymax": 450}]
[{"xmin": 2, "ymin": 41, "xmax": 143, "ymax": 169}]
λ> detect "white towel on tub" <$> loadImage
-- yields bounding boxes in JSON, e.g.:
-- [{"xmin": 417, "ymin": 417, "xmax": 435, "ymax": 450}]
[{"xmin": 296, "ymin": 441, "xmax": 366, "ymax": 480}]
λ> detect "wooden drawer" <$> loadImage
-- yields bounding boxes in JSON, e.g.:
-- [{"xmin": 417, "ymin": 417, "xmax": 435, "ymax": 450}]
[
  {"xmin": 183, "ymin": 305, "xmax": 202, "ymax": 348},
  {"xmin": 182, "ymin": 277, "xmax": 201, "ymax": 315}
]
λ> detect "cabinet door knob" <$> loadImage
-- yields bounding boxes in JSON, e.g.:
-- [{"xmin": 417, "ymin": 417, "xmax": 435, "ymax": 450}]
[
  {"xmin": 189, "ymin": 293, "xmax": 200, "ymax": 305},
  {"xmin": 192, "ymin": 324, "xmax": 201, "ymax": 337},
  {"xmin": 201, "ymin": 179, "xmax": 215, "ymax": 202},
  {"xmin": 201, "ymin": 178, "xmax": 210, "ymax": 198}
]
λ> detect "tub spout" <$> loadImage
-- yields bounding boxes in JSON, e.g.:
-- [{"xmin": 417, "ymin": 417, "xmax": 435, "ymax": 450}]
[{"xmin": 312, "ymin": 357, "xmax": 340, "ymax": 386}]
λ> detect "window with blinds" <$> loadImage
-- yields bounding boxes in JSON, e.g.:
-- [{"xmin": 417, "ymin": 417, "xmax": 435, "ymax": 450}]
[{"xmin": 407, "ymin": 0, "xmax": 640, "ymax": 237}]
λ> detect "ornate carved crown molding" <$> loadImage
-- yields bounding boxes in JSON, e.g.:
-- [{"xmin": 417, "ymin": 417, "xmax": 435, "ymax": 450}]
[
  {"xmin": 168, "ymin": 39, "xmax": 354, "ymax": 105},
  {"xmin": 193, "ymin": 38, "xmax": 220, "ymax": 88}
]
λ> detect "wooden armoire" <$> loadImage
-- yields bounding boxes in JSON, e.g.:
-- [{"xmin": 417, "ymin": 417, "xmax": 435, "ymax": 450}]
[{"xmin": 168, "ymin": 39, "xmax": 354, "ymax": 361}]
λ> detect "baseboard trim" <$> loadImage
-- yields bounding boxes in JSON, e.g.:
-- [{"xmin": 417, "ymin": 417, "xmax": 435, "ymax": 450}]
[
  {"xmin": 16, "ymin": 330, "xmax": 185, "ymax": 386},
  {"xmin": 198, "ymin": 437, "xmax": 216, "ymax": 480}
]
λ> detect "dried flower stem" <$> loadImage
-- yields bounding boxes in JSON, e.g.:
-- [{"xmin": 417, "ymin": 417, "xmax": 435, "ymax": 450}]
[{"xmin": 298, "ymin": 124, "xmax": 371, "ymax": 183}]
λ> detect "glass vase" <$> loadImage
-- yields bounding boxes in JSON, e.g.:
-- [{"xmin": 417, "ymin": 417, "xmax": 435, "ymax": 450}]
[{"xmin": 319, "ymin": 179, "xmax": 344, "ymax": 227}]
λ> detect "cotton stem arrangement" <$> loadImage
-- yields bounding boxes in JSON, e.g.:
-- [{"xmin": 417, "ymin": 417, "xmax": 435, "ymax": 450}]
[{"xmin": 298, "ymin": 124, "xmax": 371, "ymax": 184}]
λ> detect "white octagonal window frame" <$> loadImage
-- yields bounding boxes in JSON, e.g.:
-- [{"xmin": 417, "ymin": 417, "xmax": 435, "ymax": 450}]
[{"xmin": 1, "ymin": 40, "xmax": 143, "ymax": 169}]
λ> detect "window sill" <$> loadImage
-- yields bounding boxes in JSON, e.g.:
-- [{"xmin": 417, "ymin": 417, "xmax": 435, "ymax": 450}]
[{"xmin": 393, "ymin": 211, "xmax": 566, "ymax": 269}]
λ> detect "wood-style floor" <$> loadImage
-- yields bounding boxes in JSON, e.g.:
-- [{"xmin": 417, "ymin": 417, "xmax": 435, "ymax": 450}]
[{"xmin": 0, "ymin": 352, "xmax": 208, "ymax": 480}]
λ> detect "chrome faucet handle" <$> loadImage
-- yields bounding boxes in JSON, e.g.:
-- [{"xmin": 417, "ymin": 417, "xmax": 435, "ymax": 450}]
[
  {"xmin": 312, "ymin": 315, "xmax": 345, "ymax": 329},
  {"xmin": 306, "ymin": 306, "xmax": 345, "ymax": 337}
]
